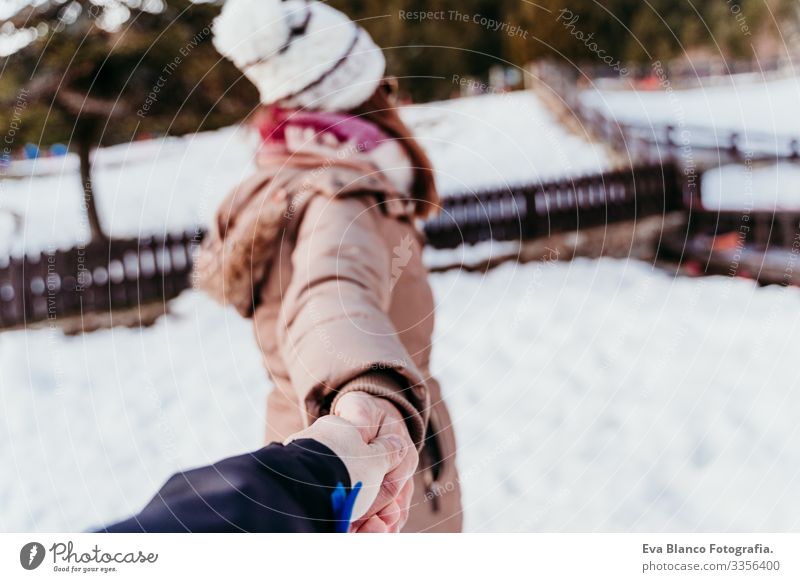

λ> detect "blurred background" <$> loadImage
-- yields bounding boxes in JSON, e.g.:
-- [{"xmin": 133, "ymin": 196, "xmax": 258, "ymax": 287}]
[{"xmin": 2, "ymin": 0, "xmax": 800, "ymax": 533}]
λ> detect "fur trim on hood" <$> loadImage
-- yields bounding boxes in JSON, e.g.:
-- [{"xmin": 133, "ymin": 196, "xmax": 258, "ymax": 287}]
[{"xmin": 194, "ymin": 151, "xmax": 416, "ymax": 317}]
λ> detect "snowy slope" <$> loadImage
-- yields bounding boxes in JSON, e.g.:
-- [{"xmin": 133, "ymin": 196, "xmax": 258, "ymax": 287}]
[
  {"xmin": 581, "ymin": 75, "xmax": 800, "ymax": 137},
  {"xmin": 402, "ymin": 91, "xmax": 608, "ymax": 196},
  {"xmin": 0, "ymin": 126, "xmax": 259, "ymax": 256},
  {"xmin": 0, "ymin": 91, "xmax": 608, "ymax": 256},
  {"xmin": 2, "ymin": 136, "xmax": 191, "ymax": 179},
  {"xmin": 3, "ymin": 260, "xmax": 800, "ymax": 532}
]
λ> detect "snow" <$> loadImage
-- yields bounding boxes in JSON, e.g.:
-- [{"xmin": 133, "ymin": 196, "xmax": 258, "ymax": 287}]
[
  {"xmin": 402, "ymin": 91, "xmax": 608, "ymax": 196},
  {"xmin": 2, "ymin": 136, "xmax": 192, "ymax": 179},
  {"xmin": 702, "ymin": 162, "xmax": 800, "ymax": 210},
  {"xmin": 0, "ymin": 91, "xmax": 609, "ymax": 256},
  {"xmin": 581, "ymin": 74, "xmax": 800, "ymax": 210},
  {"xmin": 423, "ymin": 240, "xmax": 524, "ymax": 271},
  {"xmin": 0, "ymin": 293, "xmax": 269, "ymax": 531},
  {"xmin": 433, "ymin": 259, "xmax": 800, "ymax": 531},
  {"xmin": 3, "ymin": 87, "xmax": 799, "ymax": 533},
  {"xmin": 3, "ymin": 260, "xmax": 800, "ymax": 532},
  {"xmin": 581, "ymin": 75, "xmax": 800, "ymax": 138},
  {"xmin": 0, "ymin": 126, "xmax": 259, "ymax": 256}
]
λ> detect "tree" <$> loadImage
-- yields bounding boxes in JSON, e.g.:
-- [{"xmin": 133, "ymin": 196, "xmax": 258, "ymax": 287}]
[
  {"xmin": 334, "ymin": 0, "xmax": 799, "ymax": 99},
  {"xmin": 0, "ymin": 0, "xmax": 257, "ymax": 242}
]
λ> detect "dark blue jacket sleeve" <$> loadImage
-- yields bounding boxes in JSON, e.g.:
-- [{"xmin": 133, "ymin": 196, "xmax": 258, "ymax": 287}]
[{"xmin": 98, "ymin": 439, "xmax": 350, "ymax": 533}]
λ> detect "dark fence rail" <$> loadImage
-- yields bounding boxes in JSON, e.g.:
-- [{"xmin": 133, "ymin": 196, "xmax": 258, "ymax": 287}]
[
  {"xmin": 424, "ymin": 162, "xmax": 684, "ymax": 249},
  {"xmin": 0, "ymin": 232, "xmax": 201, "ymax": 330},
  {"xmin": 580, "ymin": 108, "xmax": 800, "ymax": 165},
  {"xmin": 0, "ymin": 162, "xmax": 681, "ymax": 330}
]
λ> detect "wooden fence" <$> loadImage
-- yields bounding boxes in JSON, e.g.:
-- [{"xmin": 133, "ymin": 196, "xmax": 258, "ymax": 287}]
[
  {"xmin": 581, "ymin": 108, "xmax": 800, "ymax": 166},
  {"xmin": 0, "ymin": 232, "xmax": 201, "ymax": 330},
  {"xmin": 424, "ymin": 162, "xmax": 684, "ymax": 248},
  {"xmin": 0, "ymin": 163, "xmax": 683, "ymax": 329}
]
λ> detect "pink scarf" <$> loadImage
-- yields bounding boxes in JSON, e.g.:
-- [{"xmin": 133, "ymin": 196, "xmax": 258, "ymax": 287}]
[{"xmin": 258, "ymin": 108, "xmax": 391, "ymax": 152}]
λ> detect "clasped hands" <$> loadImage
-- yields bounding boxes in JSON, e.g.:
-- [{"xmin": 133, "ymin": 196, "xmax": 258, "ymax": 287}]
[{"xmin": 286, "ymin": 392, "xmax": 418, "ymax": 533}]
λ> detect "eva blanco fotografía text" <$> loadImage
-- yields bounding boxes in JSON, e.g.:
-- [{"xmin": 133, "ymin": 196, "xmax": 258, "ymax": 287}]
[{"xmin": 643, "ymin": 543, "xmax": 772, "ymax": 557}]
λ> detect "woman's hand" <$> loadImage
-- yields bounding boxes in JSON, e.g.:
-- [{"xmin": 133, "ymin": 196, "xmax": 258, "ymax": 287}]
[
  {"xmin": 284, "ymin": 415, "xmax": 408, "ymax": 522},
  {"xmin": 332, "ymin": 392, "xmax": 419, "ymax": 532}
]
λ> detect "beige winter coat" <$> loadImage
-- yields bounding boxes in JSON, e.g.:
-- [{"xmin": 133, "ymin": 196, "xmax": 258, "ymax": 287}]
[{"xmin": 195, "ymin": 148, "xmax": 463, "ymax": 532}]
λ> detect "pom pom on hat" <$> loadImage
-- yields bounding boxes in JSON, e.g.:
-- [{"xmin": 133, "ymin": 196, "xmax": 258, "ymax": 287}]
[
  {"xmin": 212, "ymin": 0, "xmax": 287, "ymax": 70},
  {"xmin": 213, "ymin": 0, "xmax": 386, "ymax": 111}
]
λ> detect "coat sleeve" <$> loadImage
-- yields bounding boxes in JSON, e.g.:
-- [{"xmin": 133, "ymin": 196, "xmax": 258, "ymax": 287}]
[
  {"xmin": 98, "ymin": 439, "xmax": 350, "ymax": 533},
  {"xmin": 277, "ymin": 194, "xmax": 429, "ymax": 448}
]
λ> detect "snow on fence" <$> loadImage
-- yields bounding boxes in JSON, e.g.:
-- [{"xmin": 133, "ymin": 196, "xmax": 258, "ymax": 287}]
[
  {"xmin": 0, "ymin": 162, "xmax": 682, "ymax": 330},
  {"xmin": 424, "ymin": 162, "xmax": 684, "ymax": 248}
]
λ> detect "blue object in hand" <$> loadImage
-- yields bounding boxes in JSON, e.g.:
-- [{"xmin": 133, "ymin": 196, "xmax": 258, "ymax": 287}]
[{"xmin": 330, "ymin": 481, "xmax": 362, "ymax": 533}]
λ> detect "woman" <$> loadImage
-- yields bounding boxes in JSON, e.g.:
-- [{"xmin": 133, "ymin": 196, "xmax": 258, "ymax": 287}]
[{"xmin": 196, "ymin": 0, "xmax": 462, "ymax": 532}]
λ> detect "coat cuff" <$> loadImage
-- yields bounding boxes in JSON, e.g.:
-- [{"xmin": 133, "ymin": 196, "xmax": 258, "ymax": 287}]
[{"xmin": 330, "ymin": 372, "xmax": 428, "ymax": 451}]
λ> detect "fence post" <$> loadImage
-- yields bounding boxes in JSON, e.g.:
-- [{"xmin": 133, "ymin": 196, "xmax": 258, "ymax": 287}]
[{"xmin": 790, "ymin": 139, "xmax": 800, "ymax": 160}]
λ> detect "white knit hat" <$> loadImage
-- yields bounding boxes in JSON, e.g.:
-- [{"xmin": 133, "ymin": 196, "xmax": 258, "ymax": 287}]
[{"xmin": 213, "ymin": 0, "xmax": 386, "ymax": 111}]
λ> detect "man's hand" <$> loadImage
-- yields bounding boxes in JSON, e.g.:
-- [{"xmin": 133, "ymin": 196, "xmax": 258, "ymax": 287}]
[
  {"xmin": 284, "ymin": 415, "xmax": 409, "ymax": 522},
  {"xmin": 332, "ymin": 392, "xmax": 419, "ymax": 533}
]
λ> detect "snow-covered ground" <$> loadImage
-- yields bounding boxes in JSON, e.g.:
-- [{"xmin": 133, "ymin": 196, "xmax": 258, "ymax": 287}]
[
  {"xmin": 3, "ymin": 87, "xmax": 800, "ymax": 533},
  {"xmin": 0, "ymin": 91, "xmax": 608, "ymax": 256},
  {"xmin": 3, "ymin": 260, "xmax": 800, "ymax": 532}
]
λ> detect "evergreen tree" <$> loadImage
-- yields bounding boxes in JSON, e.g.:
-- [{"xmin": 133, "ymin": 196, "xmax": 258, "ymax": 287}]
[
  {"xmin": 0, "ymin": 0, "xmax": 257, "ymax": 241},
  {"xmin": 334, "ymin": 0, "xmax": 798, "ymax": 96}
]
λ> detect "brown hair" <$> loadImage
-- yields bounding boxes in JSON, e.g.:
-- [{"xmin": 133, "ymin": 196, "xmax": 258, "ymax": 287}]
[{"xmin": 348, "ymin": 81, "xmax": 440, "ymax": 218}]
